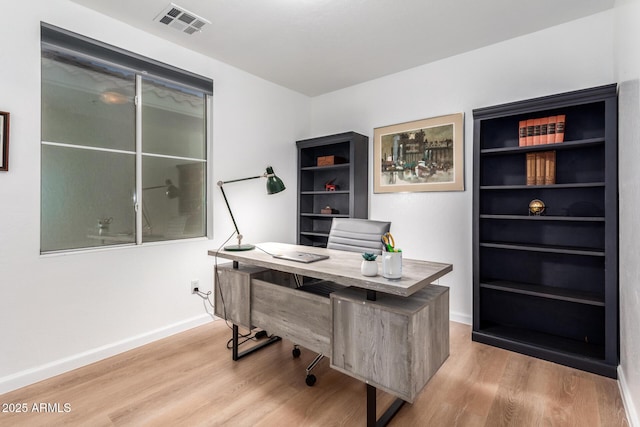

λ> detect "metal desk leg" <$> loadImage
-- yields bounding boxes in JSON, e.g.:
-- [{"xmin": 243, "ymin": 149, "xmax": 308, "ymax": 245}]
[
  {"xmin": 231, "ymin": 324, "xmax": 281, "ymax": 361},
  {"xmin": 367, "ymin": 384, "xmax": 405, "ymax": 427}
]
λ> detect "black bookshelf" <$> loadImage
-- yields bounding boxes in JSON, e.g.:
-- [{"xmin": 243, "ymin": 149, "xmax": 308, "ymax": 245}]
[
  {"xmin": 296, "ymin": 132, "xmax": 369, "ymax": 247},
  {"xmin": 472, "ymin": 84, "xmax": 618, "ymax": 378}
]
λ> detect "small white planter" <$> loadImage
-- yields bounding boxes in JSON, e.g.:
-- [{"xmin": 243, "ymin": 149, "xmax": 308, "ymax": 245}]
[{"xmin": 361, "ymin": 260, "xmax": 378, "ymax": 277}]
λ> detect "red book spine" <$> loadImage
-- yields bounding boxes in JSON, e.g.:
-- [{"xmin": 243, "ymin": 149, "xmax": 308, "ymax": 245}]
[
  {"xmin": 526, "ymin": 119, "xmax": 534, "ymax": 146},
  {"xmin": 555, "ymin": 114, "xmax": 565, "ymax": 143},
  {"xmin": 533, "ymin": 118, "xmax": 541, "ymax": 145},
  {"xmin": 540, "ymin": 117, "xmax": 549, "ymax": 144},
  {"xmin": 547, "ymin": 116, "xmax": 556, "ymax": 144},
  {"xmin": 519, "ymin": 120, "xmax": 527, "ymax": 146}
]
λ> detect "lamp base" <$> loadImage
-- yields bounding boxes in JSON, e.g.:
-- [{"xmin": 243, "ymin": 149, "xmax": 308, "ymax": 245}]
[{"xmin": 224, "ymin": 243, "xmax": 256, "ymax": 251}]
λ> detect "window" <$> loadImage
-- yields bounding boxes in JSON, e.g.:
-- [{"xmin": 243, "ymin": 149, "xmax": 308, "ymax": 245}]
[{"xmin": 40, "ymin": 24, "xmax": 212, "ymax": 253}]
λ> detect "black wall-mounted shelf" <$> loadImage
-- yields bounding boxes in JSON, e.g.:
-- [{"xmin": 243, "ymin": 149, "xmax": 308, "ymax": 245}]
[{"xmin": 472, "ymin": 84, "xmax": 618, "ymax": 378}]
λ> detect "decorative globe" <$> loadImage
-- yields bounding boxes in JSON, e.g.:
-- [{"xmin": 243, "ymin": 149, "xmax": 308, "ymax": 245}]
[{"xmin": 529, "ymin": 199, "xmax": 546, "ymax": 215}]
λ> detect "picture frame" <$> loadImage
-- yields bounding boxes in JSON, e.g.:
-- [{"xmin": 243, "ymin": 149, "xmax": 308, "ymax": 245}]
[
  {"xmin": 1, "ymin": 111, "xmax": 9, "ymax": 172},
  {"xmin": 374, "ymin": 113, "xmax": 464, "ymax": 193}
]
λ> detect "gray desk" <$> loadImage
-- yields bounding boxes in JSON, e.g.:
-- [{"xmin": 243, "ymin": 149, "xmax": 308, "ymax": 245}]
[{"xmin": 209, "ymin": 242, "xmax": 452, "ymax": 426}]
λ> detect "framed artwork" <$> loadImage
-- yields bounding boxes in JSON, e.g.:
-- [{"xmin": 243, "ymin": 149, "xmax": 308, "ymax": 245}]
[
  {"xmin": 0, "ymin": 111, "xmax": 9, "ymax": 172},
  {"xmin": 374, "ymin": 113, "xmax": 464, "ymax": 193}
]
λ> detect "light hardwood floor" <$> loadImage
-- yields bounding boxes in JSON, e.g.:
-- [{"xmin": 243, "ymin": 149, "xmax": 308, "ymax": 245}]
[{"xmin": 0, "ymin": 321, "xmax": 628, "ymax": 426}]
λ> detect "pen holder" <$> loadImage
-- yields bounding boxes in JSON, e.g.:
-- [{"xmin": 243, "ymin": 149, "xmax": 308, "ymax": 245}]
[{"xmin": 382, "ymin": 251, "xmax": 402, "ymax": 279}]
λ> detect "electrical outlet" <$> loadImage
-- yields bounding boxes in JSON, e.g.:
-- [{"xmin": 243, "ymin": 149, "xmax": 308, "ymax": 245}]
[{"xmin": 191, "ymin": 279, "xmax": 199, "ymax": 294}]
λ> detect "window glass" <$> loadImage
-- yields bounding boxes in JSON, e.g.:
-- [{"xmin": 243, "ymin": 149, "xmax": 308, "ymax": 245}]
[
  {"xmin": 140, "ymin": 76, "xmax": 206, "ymax": 242},
  {"xmin": 141, "ymin": 157, "xmax": 205, "ymax": 241},
  {"xmin": 141, "ymin": 77, "xmax": 206, "ymax": 159},
  {"xmin": 41, "ymin": 47, "xmax": 135, "ymax": 151},
  {"xmin": 41, "ymin": 145, "xmax": 135, "ymax": 252},
  {"xmin": 41, "ymin": 30, "xmax": 210, "ymax": 253}
]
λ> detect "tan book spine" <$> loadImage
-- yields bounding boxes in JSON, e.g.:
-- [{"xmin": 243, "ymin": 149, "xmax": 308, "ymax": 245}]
[
  {"xmin": 526, "ymin": 119, "xmax": 534, "ymax": 146},
  {"xmin": 544, "ymin": 151, "xmax": 556, "ymax": 185},
  {"xmin": 526, "ymin": 153, "xmax": 536, "ymax": 185},
  {"xmin": 535, "ymin": 152, "xmax": 545, "ymax": 185},
  {"xmin": 519, "ymin": 120, "xmax": 527, "ymax": 146},
  {"xmin": 555, "ymin": 114, "xmax": 565, "ymax": 143}
]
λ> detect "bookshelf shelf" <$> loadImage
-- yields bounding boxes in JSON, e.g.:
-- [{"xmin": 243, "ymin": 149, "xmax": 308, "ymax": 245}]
[
  {"xmin": 473, "ymin": 84, "xmax": 618, "ymax": 378},
  {"xmin": 479, "ymin": 242, "xmax": 605, "ymax": 257},
  {"xmin": 480, "ymin": 182, "xmax": 605, "ymax": 190},
  {"xmin": 300, "ymin": 163, "xmax": 351, "ymax": 171},
  {"xmin": 480, "ymin": 137, "xmax": 605, "ymax": 155},
  {"xmin": 480, "ymin": 214, "xmax": 605, "ymax": 222},
  {"xmin": 479, "ymin": 280, "xmax": 604, "ymax": 306},
  {"xmin": 296, "ymin": 132, "xmax": 369, "ymax": 247},
  {"xmin": 300, "ymin": 213, "xmax": 350, "ymax": 218}
]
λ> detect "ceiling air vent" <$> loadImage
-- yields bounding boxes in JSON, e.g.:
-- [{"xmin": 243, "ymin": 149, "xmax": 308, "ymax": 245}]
[{"xmin": 154, "ymin": 3, "xmax": 210, "ymax": 35}]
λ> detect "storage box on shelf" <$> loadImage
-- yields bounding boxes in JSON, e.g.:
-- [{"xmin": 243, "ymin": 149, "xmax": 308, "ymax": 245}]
[
  {"xmin": 296, "ymin": 132, "xmax": 369, "ymax": 247},
  {"xmin": 472, "ymin": 84, "xmax": 618, "ymax": 378}
]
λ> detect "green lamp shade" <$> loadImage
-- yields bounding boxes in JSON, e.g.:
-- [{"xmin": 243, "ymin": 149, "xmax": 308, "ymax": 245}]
[{"xmin": 265, "ymin": 166, "xmax": 286, "ymax": 194}]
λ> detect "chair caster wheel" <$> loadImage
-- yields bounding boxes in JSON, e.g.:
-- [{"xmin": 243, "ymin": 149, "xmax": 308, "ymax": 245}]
[
  {"xmin": 305, "ymin": 374, "xmax": 316, "ymax": 387},
  {"xmin": 292, "ymin": 348, "xmax": 301, "ymax": 358}
]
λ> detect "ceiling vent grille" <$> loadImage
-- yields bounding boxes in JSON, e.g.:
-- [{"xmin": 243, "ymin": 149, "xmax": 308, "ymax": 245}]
[{"xmin": 154, "ymin": 3, "xmax": 210, "ymax": 35}]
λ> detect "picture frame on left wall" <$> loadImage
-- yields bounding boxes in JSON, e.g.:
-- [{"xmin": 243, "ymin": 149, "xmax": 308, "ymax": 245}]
[{"xmin": 1, "ymin": 111, "xmax": 9, "ymax": 171}]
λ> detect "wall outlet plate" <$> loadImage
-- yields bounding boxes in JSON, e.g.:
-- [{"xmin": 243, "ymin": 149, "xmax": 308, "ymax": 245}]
[{"xmin": 191, "ymin": 279, "xmax": 199, "ymax": 294}]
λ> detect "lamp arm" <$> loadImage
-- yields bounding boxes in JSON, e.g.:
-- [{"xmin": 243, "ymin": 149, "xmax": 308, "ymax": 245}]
[
  {"xmin": 217, "ymin": 175, "xmax": 266, "ymax": 247},
  {"xmin": 217, "ymin": 183, "xmax": 243, "ymax": 244},
  {"xmin": 217, "ymin": 174, "xmax": 265, "ymax": 185}
]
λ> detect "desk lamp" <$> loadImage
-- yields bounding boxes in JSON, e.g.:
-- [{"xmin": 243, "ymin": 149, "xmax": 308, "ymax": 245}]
[{"xmin": 217, "ymin": 166, "xmax": 285, "ymax": 251}]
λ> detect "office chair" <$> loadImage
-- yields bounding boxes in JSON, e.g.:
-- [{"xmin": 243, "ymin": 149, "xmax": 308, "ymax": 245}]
[{"xmin": 295, "ymin": 218, "xmax": 391, "ymax": 386}]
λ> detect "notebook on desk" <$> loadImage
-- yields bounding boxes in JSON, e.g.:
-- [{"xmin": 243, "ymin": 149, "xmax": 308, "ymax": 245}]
[{"xmin": 272, "ymin": 251, "xmax": 329, "ymax": 263}]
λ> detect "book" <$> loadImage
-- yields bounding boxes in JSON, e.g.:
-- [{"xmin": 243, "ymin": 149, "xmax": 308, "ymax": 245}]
[
  {"xmin": 533, "ymin": 118, "xmax": 541, "ymax": 145},
  {"xmin": 547, "ymin": 116, "xmax": 556, "ymax": 143},
  {"xmin": 540, "ymin": 117, "xmax": 549, "ymax": 144},
  {"xmin": 526, "ymin": 153, "xmax": 536, "ymax": 185},
  {"xmin": 555, "ymin": 114, "xmax": 565, "ymax": 143},
  {"xmin": 526, "ymin": 119, "xmax": 534, "ymax": 145},
  {"xmin": 544, "ymin": 151, "xmax": 556, "ymax": 184},
  {"xmin": 535, "ymin": 152, "xmax": 546, "ymax": 185},
  {"xmin": 519, "ymin": 120, "xmax": 527, "ymax": 146}
]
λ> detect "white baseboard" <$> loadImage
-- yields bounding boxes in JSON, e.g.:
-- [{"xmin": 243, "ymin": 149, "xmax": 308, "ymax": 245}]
[
  {"xmin": 619, "ymin": 366, "xmax": 640, "ymax": 427},
  {"xmin": 450, "ymin": 310, "xmax": 471, "ymax": 325},
  {"xmin": 0, "ymin": 314, "xmax": 214, "ymax": 395}
]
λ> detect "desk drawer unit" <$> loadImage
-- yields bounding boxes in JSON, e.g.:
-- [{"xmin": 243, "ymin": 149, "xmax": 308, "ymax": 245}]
[
  {"xmin": 330, "ymin": 285, "xmax": 449, "ymax": 403},
  {"xmin": 214, "ymin": 264, "xmax": 331, "ymax": 355}
]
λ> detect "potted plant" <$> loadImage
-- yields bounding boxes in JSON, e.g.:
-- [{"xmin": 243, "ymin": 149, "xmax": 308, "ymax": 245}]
[{"xmin": 361, "ymin": 252, "xmax": 378, "ymax": 277}]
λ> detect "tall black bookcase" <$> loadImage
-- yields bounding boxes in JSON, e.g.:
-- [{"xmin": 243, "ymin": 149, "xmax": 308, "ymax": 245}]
[
  {"xmin": 472, "ymin": 84, "xmax": 618, "ymax": 378},
  {"xmin": 296, "ymin": 132, "xmax": 369, "ymax": 247}
]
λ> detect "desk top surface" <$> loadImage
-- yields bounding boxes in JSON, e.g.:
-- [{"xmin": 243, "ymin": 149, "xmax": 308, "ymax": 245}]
[{"xmin": 208, "ymin": 242, "xmax": 452, "ymax": 297}]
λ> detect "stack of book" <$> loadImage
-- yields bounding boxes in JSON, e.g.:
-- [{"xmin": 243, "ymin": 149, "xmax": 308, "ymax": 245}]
[
  {"xmin": 518, "ymin": 115, "xmax": 565, "ymax": 146},
  {"xmin": 526, "ymin": 151, "xmax": 556, "ymax": 185}
]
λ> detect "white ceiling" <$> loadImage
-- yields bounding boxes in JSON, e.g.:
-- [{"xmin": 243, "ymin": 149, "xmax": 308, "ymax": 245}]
[{"xmin": 70, "ymin": 0, "xmax": 615, "ymax": 96}]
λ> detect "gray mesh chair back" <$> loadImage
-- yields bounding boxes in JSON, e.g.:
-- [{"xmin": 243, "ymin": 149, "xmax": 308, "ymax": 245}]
[{"xmin": 326, "ymin": 218, "xmax": 391, "ymax": 255}]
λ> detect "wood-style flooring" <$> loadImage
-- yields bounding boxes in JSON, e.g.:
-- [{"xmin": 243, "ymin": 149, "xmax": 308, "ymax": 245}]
[{"xmin": 0, "ymin": 321, "xmax": 628, "ymax": 426}]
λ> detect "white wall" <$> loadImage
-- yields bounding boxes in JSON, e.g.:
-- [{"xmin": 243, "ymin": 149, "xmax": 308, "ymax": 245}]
[
  {"xmin": 615, "ymin": 0, "xmax": 640, "ymax": 424},
  {"xmin": 0, "ymin": 0, "xmax": 309, "ymax": 394},
  {"xmin": 2, "ymin": 3, "xmax": 637, "ymax": 422},
  {"xmin": 310, "ymin": 12, "xmax": 615, "ymax": 324}
]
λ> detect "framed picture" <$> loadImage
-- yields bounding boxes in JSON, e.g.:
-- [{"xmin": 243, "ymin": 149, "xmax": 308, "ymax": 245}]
[
  {"xmin": 0, "ymin": 111, "xmax": 9, "ymax": 172},
  {"xmin": 374, "ymin": 113, "xmax": 464, "ymax": 193}
]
